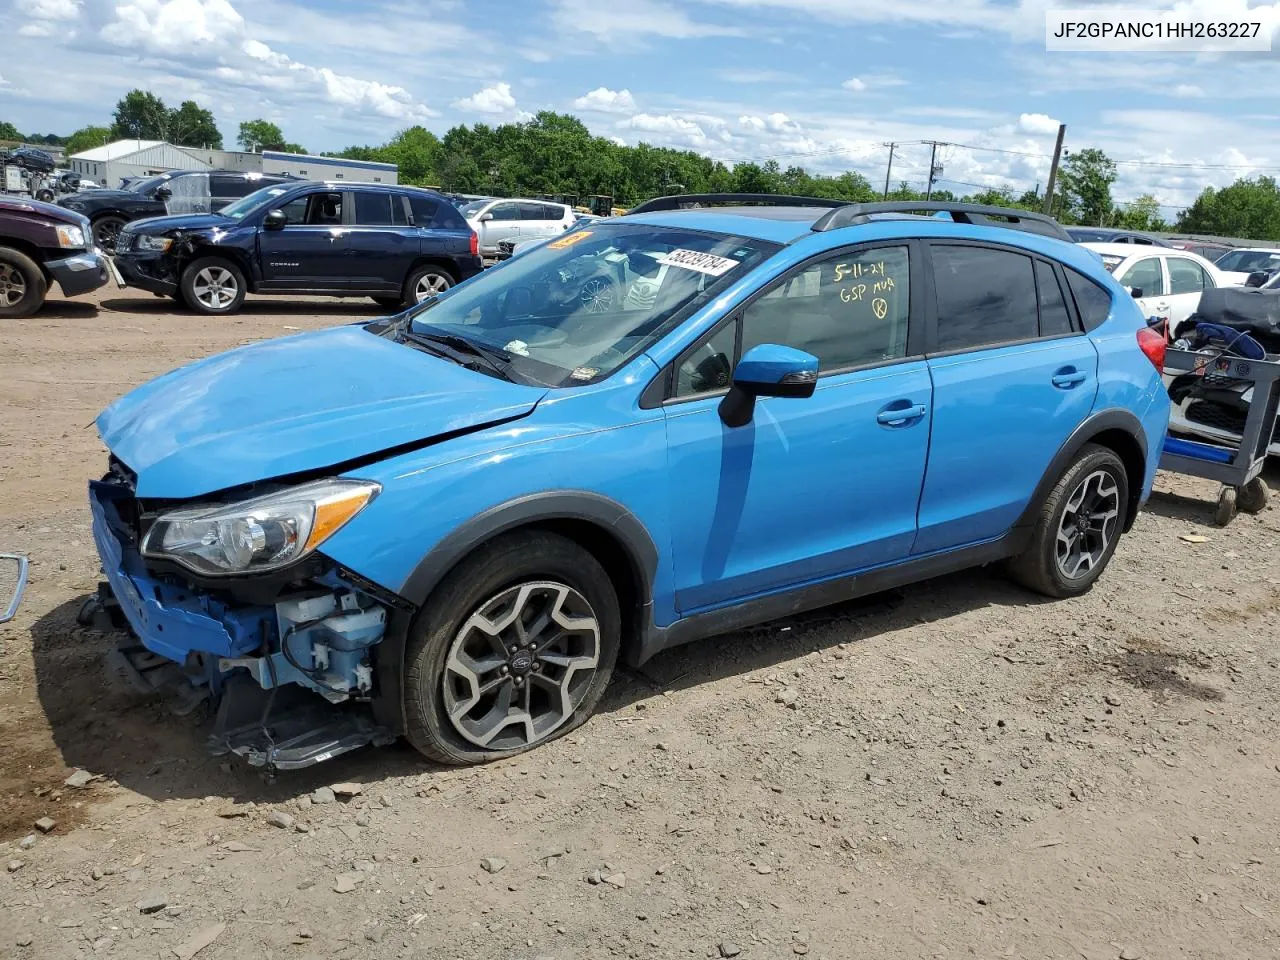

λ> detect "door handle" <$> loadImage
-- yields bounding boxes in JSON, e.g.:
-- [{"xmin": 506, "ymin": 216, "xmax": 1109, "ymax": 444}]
[
  {"xmin": 876, "ymin": 403, "xmax": 927, "ymax": 426},
  {"xmin": 1051, "ymin": 370, "xmax": 1088, "ymax": 389}
]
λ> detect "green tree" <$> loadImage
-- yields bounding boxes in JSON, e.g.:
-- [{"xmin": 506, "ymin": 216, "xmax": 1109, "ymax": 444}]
[
  {"xmin": 237, "ymin": 119, "xmax": 303, "ymax": 153},
  {"xmin": 111, "ymin": 89, "xmax": 169, "ymax": 139},
  {"xmin": 1057, "ymin": 148, "xmax": 1117, "ymax": 226},
  {"xmin": 64, "ymin": 125, "xmax": 113, "ymax": 155},
  {"xmin": 0, "ymin": 120, "xmax": 22, "ymax": 142},
  {"xmin": 1111, "ymin": 194, "xmax": 1168, "ymax": 232},
  {"xmin": 167, "ymin": 100, "xmax": 222, "ymax": 148},
  {"xmin": 1176, "ymin": 176, "xmax": 1280, "ymax": 240}
]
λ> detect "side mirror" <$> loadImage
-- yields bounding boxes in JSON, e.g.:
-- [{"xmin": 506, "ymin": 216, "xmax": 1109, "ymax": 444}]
[
  {"xmin": 479, "ymin": 212, "xmax": 494, "ymax": 223},
  {"xmin": 154, "ymin": 186, "xmax": 172, "ymax": 201},
  {"xmin": 1127, "ymin": 286, "xmax": 1143, "ymax": 299},
  {"xmin": 263, "ymin": 209, "xmax": 288, "ymax": 230},
  {"xmin": 718, "ymin": 343, "xmax": 819, "ymax": 428},
  {"xmin": 1244, "ymin": 270, "xmax": 1269, "ymax": 288}
]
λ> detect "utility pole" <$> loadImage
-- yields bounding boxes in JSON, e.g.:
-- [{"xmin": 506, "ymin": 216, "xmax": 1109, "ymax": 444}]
[
  {"xmin": 882, "ymin": 142, "xmax": 895, "ymax": 199},
  {"xmin": 1042, "ymin": 123, "xmax": 1067, "ymax": 216},
  {"xmin": 925, "ymin": 141, "xmax": 938, "ymax": 200}
]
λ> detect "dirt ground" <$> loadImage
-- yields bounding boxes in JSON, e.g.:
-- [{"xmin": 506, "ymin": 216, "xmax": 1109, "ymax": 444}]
[{"xmin": 2, "ymin": 285, "xmax": 1279, "ymax": 960}]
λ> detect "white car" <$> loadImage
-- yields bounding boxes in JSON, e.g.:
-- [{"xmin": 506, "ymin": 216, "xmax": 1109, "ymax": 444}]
[
  {"xmin": 459, "ymin": 197, "xmax": 576, "ymax": 257},
  {"xmin": 1213, "ymin": 247, "xmax": 1280, "ymax": 286},
  {"xmin": 1082, "ymin": 243, "xmax": 1227, "ymax": 338}
]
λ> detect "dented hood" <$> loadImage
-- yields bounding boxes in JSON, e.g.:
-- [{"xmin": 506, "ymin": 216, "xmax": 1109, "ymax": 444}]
[{"xmin": 97, "ymin": 325, "xmax": 548, "ymax": 499}]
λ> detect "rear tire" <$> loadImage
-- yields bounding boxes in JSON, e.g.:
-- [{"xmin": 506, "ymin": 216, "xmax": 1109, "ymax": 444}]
[
  {"xmin": 180, "ymin": 256, "xmax": 247, "ymax": 315},
  {"xmin": 1008, "ymin": 444, "xmax": 1129, "ymax": 598},
  {"xmin": 403, "ymin": 531, "xmax": 620, "ymax": 766},
  {"xmin": 0, "ymin": 246, "xmax": 47, "ymax": 319},
  {"xmin": 403, "ymin": 264, "xmax": 454, "ymax": 306}
]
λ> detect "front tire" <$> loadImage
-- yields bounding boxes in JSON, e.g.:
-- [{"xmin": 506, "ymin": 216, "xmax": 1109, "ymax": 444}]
[
  {"xmin": 0, "ymin": 247, "xmax": 47, "ymax": 319},
  {"xmin": 180, "ymin": 257, "xmax": 247, "ymax": 315},
  {"xmin": 92, "ymin": 215, "xmax": 127, "ymax": 254},
  {"xmin": 1009, "ymin": 444, "xmax": 1129, "ymax": 598},
  {"xmin": 403, "ymin": 532, "xmax": 620, "ymax": 765}
]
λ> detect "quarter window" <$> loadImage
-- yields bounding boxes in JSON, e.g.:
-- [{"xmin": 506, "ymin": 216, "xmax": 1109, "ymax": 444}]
[
  {"xmin": 1167, "ymin": 257, "xmax": 1207, "ymax": 295},
  {"xmin": 675, "ymin": 321, "xmax": 737, "ymax": 397},
  {"xmin": 1064, "ymin": 268, "xmax": 1113, "ymax": 331},
  {"xmin": 931, "ymin": 245, "xmax": 1037, "ymax": 351},
  {"xmin": 1035, "ymin": 260, "xmax": 1074, "ymax": 337}
]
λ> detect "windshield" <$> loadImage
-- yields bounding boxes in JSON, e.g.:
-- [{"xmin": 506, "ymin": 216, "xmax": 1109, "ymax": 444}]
[
  {"xmin": 460, "ymin": 200, "xmax": 491, "ymax": 219},
  {"xmin": 220, "ymin": 184, "xmax": 294, "ymax": 220},
  {"xmin": 1215, "ymin": 250, "xmax": 1280, "ymax": 273},
  {"xmin": 399, "ymin": 222, "xmax": 778, "ymax": 387},
  {"xmin": 128, "ymin": 174, "xmax": 172, "ymax": 195}
]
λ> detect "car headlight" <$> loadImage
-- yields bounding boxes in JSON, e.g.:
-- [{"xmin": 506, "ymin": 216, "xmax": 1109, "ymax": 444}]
[
  {"xmin": 135, "ymin": 234, "xmax": 173, "ymax": 253},
  {"xmin": 141, "ymin": 478, "xmax": 380, "ymax": 576},
  {"xmin": 55, "ymin": 225, "xmax": 86, "ymax": 248}
]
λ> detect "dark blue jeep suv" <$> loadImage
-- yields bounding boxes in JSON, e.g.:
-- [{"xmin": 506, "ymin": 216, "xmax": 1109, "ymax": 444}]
[{"xmin": 112, "ymin": 181, "xmax": 482, "ymax": 315}]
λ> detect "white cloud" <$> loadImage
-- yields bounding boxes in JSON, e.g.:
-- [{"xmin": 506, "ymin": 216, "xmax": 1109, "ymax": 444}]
[
  {"xmin": 1174, "ymin": 84, "xmax": 1205, "ymax": 98},
  {"xmin": 100, "ymin": 0, "xmax": 245, "ymax": 54},
  {"xmin": 19, "ymin": 22, "xmax": 54, "ymax": 36},
  {"xmin": 842, "ymin": 77, "xmax": 867, "ymax": 92},
  {"xmin": 738, "ymin": 115, "xmax": 766, "ymax": 130},
  {"xmin": 573, "ymin": 87, "xmax": 636, "ymax": 113},
  {"xmin": 738, "ymin": 112, "xmax": 798, "ymax": 132},
  {"xmin": 19, "ymin": 0, "xmax": 80, "ymax": 19},
  {"xmin": 551, "ymin": 0, "xmax": 743, "ymax": 46},
  {"xmin": 1017, "ymin": 112, "xmax": 1061, "ymax": 136},
  {"xmin": 609, "ymin": 135, "xmax": 626, "ymax": 146},
  {"xmin": 453, "ymin": 82, "xmax": 517, "ymax": 115}
]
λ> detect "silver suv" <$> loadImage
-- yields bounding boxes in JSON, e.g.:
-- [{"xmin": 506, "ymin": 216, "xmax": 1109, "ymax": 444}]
[{"xmin": 460, "ymin": 197, "xmax": 576, "ymax": 256}]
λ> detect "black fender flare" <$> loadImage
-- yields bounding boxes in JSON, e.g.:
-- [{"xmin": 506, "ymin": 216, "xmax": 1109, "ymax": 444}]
[
  {"xmin": 372, "ymin": 491, "xmax": 660, "ymax": 733},
  {"xmin": 1014, "ymin": 408, "xmax": 1149, "ymax": 534}
]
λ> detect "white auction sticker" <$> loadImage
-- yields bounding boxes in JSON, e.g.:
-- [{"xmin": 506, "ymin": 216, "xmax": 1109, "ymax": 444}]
[{"xmin": 657, "ymin": 249, "xmax": 740, "ymax": 276}]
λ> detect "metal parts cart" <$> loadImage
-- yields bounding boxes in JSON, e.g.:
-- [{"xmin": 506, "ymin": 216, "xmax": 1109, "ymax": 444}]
[{"xmin": 1160, "ymin": 347, "xmax": 1279, "ymax": 526}]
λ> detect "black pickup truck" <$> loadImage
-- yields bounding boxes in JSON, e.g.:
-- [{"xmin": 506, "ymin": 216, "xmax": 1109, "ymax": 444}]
[{"xmin": 58, "ymin": 170, "xmax": 297, "ymax": 252}]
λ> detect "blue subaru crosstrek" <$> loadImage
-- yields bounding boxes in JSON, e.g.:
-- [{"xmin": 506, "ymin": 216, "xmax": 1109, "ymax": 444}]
[{"xmin": 88, "ymin": 196, "xmax": 1171, "ymax": 769}]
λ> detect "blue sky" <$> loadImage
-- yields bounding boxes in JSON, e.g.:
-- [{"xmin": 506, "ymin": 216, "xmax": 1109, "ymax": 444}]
[{"xmin": 4, "ymin": 0, "xmax": 1280, "ymax": 214}]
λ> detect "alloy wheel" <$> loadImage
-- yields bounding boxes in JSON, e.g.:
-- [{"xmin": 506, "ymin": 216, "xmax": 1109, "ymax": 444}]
[
  {"xmin": 192, "ymin": 266, "xmax": 238, "ymax": 310},
  {"xmin": 415, "ymin": 273, "xmax": 451, "ymax": 301},
  {"xmin": 0, "ymin": 263, "xmax": 26, "ymax": 308},
  {"xmin": 1055, "ymin": 469, "xmax": 1120, "ymax": 580},
  {"xmin": 442, "ymin": 581, "xmax": 600, "ymax": 750},
  {"xmin": 94, "ymin": 219, "xmax": 123, "ymax": 253}
]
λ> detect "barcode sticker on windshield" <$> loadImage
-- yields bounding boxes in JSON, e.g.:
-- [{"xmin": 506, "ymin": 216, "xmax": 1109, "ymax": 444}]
[{"xmin": 657, "ymin": 249, "xmax": 740, "ymax": 276}]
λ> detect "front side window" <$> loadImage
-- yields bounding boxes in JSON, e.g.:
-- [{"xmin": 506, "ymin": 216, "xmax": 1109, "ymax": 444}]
[
  {"xmin": 488, "ymin": 202, "xmax": 520, "ymax": 221},
  {"xmin": 399, "ymin": 223, "xmax": 777, "ymax": 388},
  {"xmin": 1118, "ymin": 257, "xmax": 1165, "ymax": 297},
  {"xmin": 1167, "ymin": 257, "xmax": 1207, "ymax": 295},
  {"xmin": 741, "ymin": 245, "xmax": 910, "ymax": 371},
  {"xmin": 932, "ymin": 245, "xmax": 1037, "ymax": 351}
]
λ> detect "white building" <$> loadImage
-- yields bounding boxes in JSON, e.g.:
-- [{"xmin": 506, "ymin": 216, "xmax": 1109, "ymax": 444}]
[
  {"xmin": 68, "ymin": 140, "xmax": 399, "ymax": 188},
  {"xmin": 66, "ymin": 140, "xmax": 213, "ymax": 187}
]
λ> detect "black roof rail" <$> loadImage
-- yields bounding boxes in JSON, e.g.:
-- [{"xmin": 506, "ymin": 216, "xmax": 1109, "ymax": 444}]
[
  {"xmin": 625, "ymin": 193, "xmax": 846, "ymax": 215},
  {"xmin": 811, "ymin": 201, "xmax": 1072, "ymax": 241}
]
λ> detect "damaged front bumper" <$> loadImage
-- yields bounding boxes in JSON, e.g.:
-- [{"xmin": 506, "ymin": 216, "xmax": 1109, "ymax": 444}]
[{"xmin": 88, "ymin": 478, "xmax": 401, "ymax": 770}]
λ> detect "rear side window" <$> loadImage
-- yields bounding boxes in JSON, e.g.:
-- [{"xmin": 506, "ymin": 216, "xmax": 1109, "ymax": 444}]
[
  {"xmin": 1035, "ymin": 260, "xmax": 1074, "ymax": 337},
  {"xmin": 353, "ymin": 192, "xmax": 394, "ymax": 226},
  {"xmin": 1064, "ymin": 267, "xmax": 1113, "ymax": 331},
  {"xmin": 409, "ymin": 195, "xmax": 440, "ymax": 227},
  {"xmin": 1167, "ymin": 257, "xmax": 1207, "ymax": 295},
  {"xmin": 931, "ymin": 245, "xmax": 1037, "ymax": 352},
  {"xmin": 544, "ymin": 203, "xmax": 567, "ymax": 220}
]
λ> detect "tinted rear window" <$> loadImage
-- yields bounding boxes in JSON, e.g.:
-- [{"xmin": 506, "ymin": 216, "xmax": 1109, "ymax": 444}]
[{"xmin": 1065, "ymin": 267, "xmax": 1113, "ymax": 331}]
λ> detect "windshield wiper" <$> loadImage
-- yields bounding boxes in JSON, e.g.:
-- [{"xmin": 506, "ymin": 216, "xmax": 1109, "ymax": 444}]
[{"xmin": 399, "ymin": 328, "xmax": 513, "ymax": 379}]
